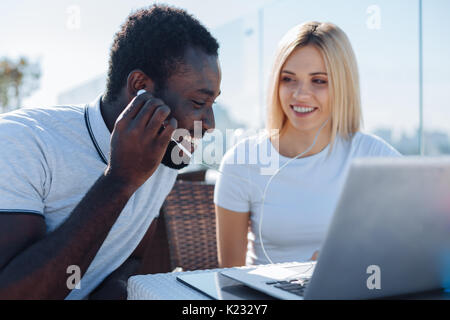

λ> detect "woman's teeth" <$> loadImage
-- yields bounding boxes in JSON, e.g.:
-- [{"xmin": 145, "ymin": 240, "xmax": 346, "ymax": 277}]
[{"xmin": 292, "ymin": 106, "xmax": 316, "ymax": 113}]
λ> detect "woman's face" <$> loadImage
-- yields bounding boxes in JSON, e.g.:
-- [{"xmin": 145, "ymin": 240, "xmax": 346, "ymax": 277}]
[{"xmin": 278, "ymin": 45, "xmax": 331, "ymax": 136}]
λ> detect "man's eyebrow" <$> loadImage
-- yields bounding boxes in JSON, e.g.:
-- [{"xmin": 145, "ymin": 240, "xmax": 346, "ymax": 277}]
[{"xmin": 197, "ymin": 88, "xmax": 221, "ymax": 97}]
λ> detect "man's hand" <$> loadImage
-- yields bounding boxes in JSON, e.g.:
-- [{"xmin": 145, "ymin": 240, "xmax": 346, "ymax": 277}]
[
  {"xmin": 106, "ymin": 92, "xmax": 177, "ymax": 189},
  {"xmin": 89, "ymin": 257, "xmax": 141, "ymax": 300}
]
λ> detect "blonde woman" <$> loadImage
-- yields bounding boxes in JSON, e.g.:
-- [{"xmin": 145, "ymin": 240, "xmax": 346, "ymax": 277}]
[{"xmin": 214, "ymin": 22, "xmax": 401, "ymax": 268}]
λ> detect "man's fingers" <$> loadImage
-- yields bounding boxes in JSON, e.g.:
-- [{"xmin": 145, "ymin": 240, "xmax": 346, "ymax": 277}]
[
  {"xmin": 116, "ymin": 93, "xmax": 153, "ymax": 124},
  {"xmin": 145, "ymin": 105, "xmax": 172, "ymax": 137},
  {"xmin": 134, "ymin": 98, "xmax": 166, "ymax": 129},
  {"xmin": 158, "ymin": 117, "xmax": 178, "ymax": 142},
  {"xmin": 146, "ymin": 117, "xmax": 177, "ymax": 153}
]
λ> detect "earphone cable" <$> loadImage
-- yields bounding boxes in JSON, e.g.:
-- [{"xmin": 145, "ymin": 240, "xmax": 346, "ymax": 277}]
[{"xmin": 199, "ymin": 117, "xmax": 331, "ymax": 266}]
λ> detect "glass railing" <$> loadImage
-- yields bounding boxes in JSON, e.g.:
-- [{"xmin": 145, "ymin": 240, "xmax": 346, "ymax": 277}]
[{"xmin": 213, "ymin": 0, "xmax": 450, "ymax": 156}]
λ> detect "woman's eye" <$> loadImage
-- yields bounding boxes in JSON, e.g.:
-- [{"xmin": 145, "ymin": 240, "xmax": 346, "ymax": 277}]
[
  {"xmin": 313, "ymin": 79, "xmax": 327, "ymax": 84},
  {"xmin": 281, "ymin": 77, "xmax": 293, "ymax": 83}
]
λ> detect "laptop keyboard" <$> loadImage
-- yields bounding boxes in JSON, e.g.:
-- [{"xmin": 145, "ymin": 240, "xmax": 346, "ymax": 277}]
[{"xmin": 265, "ymin": 278, "xmax": 310, "ymax": 297}]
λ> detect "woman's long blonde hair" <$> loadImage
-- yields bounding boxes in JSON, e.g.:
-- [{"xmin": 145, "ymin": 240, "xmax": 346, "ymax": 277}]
[{"xmin": 266, "ymin": 21, "xmax": 363, "ymax": 147}]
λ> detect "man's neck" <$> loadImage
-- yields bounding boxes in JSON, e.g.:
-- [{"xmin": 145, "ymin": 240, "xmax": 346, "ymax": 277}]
[{"xmin": 100, "ymin": 95, "xmax": 128, "ymax": 133}]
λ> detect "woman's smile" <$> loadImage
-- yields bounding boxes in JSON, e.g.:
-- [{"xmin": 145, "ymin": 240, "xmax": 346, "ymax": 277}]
[{"xmin": 290, "ymin": 104, "xmax": 319, "ymax": 117}]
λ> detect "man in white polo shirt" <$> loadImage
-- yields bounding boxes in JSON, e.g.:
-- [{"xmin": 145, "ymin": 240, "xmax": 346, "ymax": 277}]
[{"xmin": 0, "ymin": 5, "xmax": 221, "ymax": 300}]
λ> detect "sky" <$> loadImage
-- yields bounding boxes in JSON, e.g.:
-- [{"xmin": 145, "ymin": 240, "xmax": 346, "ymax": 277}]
[
  {"xmin": 0, "ymin": 0, "xmax": 274, "ymax": 107},
  {"xmin": 0, "ymin": 0, "xmax": 449, "ymax": 139}
]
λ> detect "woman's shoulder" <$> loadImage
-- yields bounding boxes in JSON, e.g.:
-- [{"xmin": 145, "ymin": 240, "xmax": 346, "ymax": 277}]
[{"xmin": 348, "ymin": 131, "xmax": 401, "ymax": 157}]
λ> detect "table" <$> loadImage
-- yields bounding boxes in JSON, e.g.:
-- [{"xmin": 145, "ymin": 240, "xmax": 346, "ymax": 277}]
[
  {"xmin": 127, "ymin": 263, "xmax": 450, "ymax": 300},
  {"xmin": 127, "ymin": 262, "xmax": 301, "ymax": 300},
  {"xmin": 128, "ymin": 268, "xmax": 219, "ymax": 300}
]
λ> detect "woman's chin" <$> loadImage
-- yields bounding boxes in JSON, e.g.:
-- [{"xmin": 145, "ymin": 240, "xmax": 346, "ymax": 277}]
[{"xmin": 286, "ymin": 118, "xmax": 330, "ymax": 136}]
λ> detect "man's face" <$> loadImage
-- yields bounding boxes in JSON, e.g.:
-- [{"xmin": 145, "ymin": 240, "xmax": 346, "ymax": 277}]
[{"xmin": 155, "ymin": 47, "xmax": 222, "ymax": 141}]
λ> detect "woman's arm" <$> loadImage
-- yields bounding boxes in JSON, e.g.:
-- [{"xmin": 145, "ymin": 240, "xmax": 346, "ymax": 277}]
[{"xmin": 215, "ymin": 205, "xmax": 250, "ymax": 268}]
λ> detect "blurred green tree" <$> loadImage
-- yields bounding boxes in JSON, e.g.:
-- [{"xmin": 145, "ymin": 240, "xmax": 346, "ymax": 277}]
[{"xmin": 0, "ymin": 56, "xmax": 41, "ymax": 113}]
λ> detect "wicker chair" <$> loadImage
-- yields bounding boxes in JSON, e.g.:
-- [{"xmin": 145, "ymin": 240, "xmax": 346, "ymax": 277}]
[
  {"xmin": 176, "ymin": 169, "xmax": 207, "ymax": 182},
  {"xmin": 161, "ymin": 180, "xmax": 219, "ymax": 271}
]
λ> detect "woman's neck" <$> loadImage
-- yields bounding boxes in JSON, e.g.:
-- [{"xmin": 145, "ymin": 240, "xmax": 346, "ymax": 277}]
[{"xmin": 274, "ymin": 121, "xmax": 332, "ymax": 159}]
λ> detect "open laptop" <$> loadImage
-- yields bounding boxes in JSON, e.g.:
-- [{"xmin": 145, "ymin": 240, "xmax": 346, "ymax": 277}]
[
  {"xmin": 218, "ymin": 157, "xmax": 450, "ymax": 299},
  {"xmin": 177, "ymin": 271, "xmax": 274, "ymax": 300}
]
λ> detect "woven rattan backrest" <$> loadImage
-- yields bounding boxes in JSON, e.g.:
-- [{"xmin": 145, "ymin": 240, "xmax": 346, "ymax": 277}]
[{"xmin": 162, "ymin": 180, "xmax": 218, "ymax": 271}]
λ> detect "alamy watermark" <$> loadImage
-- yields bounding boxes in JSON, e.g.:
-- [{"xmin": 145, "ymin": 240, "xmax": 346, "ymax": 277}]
[
  {"xmin": 366, "ymin": 265, "xmax": 381, "ymax": 290},
  {"xmin": 66, "ymin": 265, "xmax": 81, "ymax": 290},
  {"xmin": 170, "ymin": 121, "xmax": 280, "ymax": 176},
  {"xmin": 66, "ymin": 5, "xmax": 81, "ymax": 31},
  {"xmin": 366, "ymin": 5, "xmax": 381, "ymax": 30}
]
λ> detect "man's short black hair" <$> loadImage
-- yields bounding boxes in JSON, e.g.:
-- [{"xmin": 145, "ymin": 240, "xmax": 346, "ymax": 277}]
[{"xmin": 104, "ymin": 4, "xmax": 219, "ymax": 102}]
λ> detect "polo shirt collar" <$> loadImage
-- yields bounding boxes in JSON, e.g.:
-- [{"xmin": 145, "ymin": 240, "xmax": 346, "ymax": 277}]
[{"xmin": 85, "ymin": 94, "xmax": 111, "ymax": 165}]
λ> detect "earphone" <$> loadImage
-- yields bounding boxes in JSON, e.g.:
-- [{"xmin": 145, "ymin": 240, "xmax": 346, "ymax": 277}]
[{"xmin": 257, "ymin": 117, "xmax": 330, "ymax": 264}]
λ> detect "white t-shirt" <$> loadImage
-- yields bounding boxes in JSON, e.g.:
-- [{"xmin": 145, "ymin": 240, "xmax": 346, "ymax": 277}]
[
  {"xmin": 0, "ymin": 95, "xmax": 178, "ymax": 299},
  {"xmin": 214, "ymin": 131, "xmax": 401, "ymax": 265}
]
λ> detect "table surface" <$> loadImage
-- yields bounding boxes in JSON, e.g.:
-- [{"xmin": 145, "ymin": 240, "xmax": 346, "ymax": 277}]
[
  {"xmin": 127, "ymin": 263, "xmax": 450, "ymax": 300},
  {"xmin": 128, "ymin": 267, "xmax": 230, "ymax": 300},
  {"xmin": 127, "ymin": 262, "xmax": 302, "ymax": 300}
]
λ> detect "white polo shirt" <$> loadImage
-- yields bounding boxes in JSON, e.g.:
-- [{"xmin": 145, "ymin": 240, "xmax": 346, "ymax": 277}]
[{"xmin": 0, "ymin": 95, "xmax": 178, "ymax": 299}]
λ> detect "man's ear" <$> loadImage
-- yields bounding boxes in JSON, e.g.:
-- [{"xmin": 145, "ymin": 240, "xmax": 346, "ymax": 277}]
[{"xmin": 126, "ymin": 69, "xmax": 156, "ymax": 97}]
